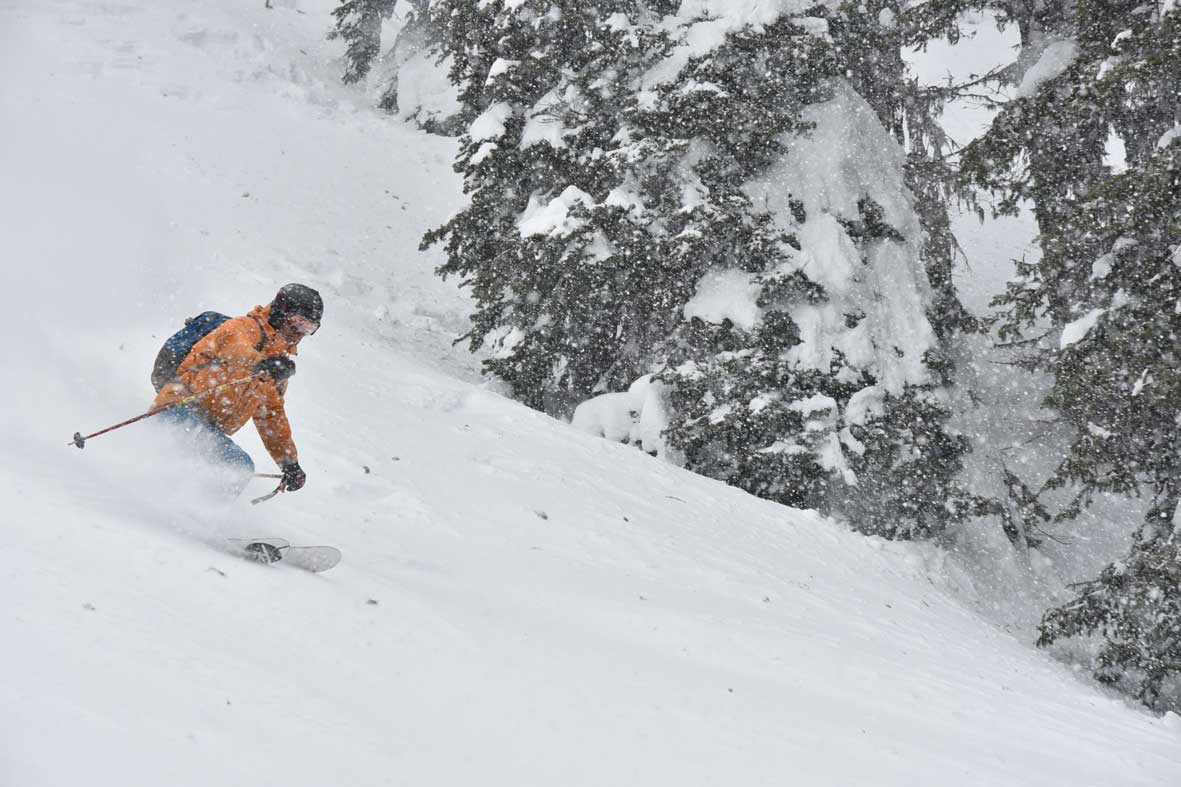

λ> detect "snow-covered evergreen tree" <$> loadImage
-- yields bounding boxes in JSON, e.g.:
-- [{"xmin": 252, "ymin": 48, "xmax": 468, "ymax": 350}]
[
  {"xmin": 372, "ymin": 0, "xmax": 435, "ymax": 114},
  {"xmin": 892, "ymin": 1, "xmax": 992, "ymax": 340},
  {"xmin": 1038, "ymin": 132, "xmax": 1181, "ymax": 705},
  {"xmin": 329, "ymin": 0, "xmax": 398, "ymax": 84},
  {"xmin": 961, "ymin": 0, "xmax": 1181, "ymax": 706},
  {"xmin": 651, "ymin": 4, "xmax": 969, "ymax": 537},
  {"xmin": 427, "ymin": 1, "xmax": 971, "ymax": 537},
  {"xmin": 424, "ymin": 0, "xmax": 680, "ymax": 413},
  {"xmin": 331, "ymin": 0, "xmax": 453, "ymax": 123},
  {"xmin": 961, "ymin": 3, "xmax": 1110, "ymax": 326}
]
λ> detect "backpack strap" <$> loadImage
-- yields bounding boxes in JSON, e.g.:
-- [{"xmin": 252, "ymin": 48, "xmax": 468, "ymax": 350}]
[{"xmin": 249, "ymin": 314, "xmax": 268, "ymax": 353}]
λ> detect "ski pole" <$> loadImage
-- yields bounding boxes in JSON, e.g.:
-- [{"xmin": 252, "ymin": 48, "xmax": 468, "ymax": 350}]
[
  {"xmin": 251, "ymin": 481, "xmax": 286, "ymax": 506},
  {"xmin": 69, "ymin": 374, "xmax": 263, "ymax": 449}
]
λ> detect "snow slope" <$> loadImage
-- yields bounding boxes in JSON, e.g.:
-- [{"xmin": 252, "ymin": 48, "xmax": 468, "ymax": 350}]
[{"xmin": 2, "ymin": 1, "xmax": 1180, "ymax": 785}]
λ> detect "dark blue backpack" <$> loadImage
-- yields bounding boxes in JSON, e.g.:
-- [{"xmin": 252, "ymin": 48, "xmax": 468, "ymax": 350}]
[{"xmin": 151, "ymin": 311, "xmax": 231, "ymax": 392}]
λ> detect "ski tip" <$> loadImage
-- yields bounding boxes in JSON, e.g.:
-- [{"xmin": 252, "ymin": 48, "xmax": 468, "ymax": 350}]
[{"xmin": 283, "ymin": 546, "xmax": 342, "ymax": 573}]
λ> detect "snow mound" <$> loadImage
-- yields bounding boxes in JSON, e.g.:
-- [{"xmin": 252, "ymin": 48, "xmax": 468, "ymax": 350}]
[{"xmin": 570, "ymin": 374, "xmax": 669, "ymax": 455}]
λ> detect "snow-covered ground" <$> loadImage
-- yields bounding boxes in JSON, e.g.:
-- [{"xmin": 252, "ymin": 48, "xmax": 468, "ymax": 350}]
[{"xmin": 2, "ymin": 1, "xmax": 1179, "ymax": 784}]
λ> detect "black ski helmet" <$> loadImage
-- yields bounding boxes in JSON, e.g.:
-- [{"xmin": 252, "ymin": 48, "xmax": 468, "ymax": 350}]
[{"xmin": 269, "ymin": 283, "xmax": 323, "ymax": 330}]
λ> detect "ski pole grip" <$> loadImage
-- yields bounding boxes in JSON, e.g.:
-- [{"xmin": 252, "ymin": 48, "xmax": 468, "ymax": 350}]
[{"xmin": 72, "ymin": 432, "xmax": 86, "ymax": 449}]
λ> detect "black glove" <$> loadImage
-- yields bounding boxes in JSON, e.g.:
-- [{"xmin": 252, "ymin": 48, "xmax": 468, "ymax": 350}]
[
  {"xmin": 256, "ymin": 355, "xmax": 296, "ymax": 381},
  {"xmin": 280, "ymin": 461, "xmax": 306, "ymax": 492}
]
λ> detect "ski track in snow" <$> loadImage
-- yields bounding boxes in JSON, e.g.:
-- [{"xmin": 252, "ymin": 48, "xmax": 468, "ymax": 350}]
[{"xmin": 1, "ymin": 1, "xmax": 1179, "ymax": 785}]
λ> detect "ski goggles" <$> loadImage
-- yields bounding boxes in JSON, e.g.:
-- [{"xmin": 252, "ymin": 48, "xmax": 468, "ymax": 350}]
[{"xmin": 287, "ymin": 313, "xmax": 319, "ymax": 337}]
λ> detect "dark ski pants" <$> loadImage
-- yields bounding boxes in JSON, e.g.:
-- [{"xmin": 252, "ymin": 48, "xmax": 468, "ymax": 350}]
[{"xmin": 159, "ymin": 404, "xmax": 255, "ymax": 497}]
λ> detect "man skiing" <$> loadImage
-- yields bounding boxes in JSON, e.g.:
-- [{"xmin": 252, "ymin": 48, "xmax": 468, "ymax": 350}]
[{"xmin": 153, "ymin": 284, "xmax": 322, "ymax": 497}]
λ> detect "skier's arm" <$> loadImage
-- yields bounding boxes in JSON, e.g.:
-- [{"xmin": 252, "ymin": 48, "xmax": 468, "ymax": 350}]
[
  {"xmin": 254, "ymin": 381, "xmax": 298, "ymax": 466},
  {"xmin": 185, "ymin": 318, "xmax": 264, "ymax": 381}
]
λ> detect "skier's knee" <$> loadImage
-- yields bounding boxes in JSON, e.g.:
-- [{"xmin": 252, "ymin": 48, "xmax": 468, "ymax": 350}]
[{"xmin": 237, "ymin": 451, "xmax": 255, "ymax": 475}]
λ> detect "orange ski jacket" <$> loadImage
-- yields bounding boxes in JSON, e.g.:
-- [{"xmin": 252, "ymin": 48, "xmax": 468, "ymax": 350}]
[{"xmin": 153, "ymin": 304, "xmax": 299, "ymax": 464}]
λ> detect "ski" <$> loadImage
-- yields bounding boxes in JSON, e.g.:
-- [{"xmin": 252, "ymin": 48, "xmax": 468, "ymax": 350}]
[{"xmin": 226, "ymin": 538, "xmax": 341, "ymax": 573}]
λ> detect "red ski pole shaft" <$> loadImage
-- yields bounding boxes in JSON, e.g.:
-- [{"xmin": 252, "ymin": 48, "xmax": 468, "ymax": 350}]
[{"xmin": 70, "ymin": 374, "xmax": 262, "ymax": 449}]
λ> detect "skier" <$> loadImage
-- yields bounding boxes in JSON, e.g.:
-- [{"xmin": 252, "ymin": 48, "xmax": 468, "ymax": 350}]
[{"xmin": 153, "ymin": 284, "xmax": 322, "ymax": 497}]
